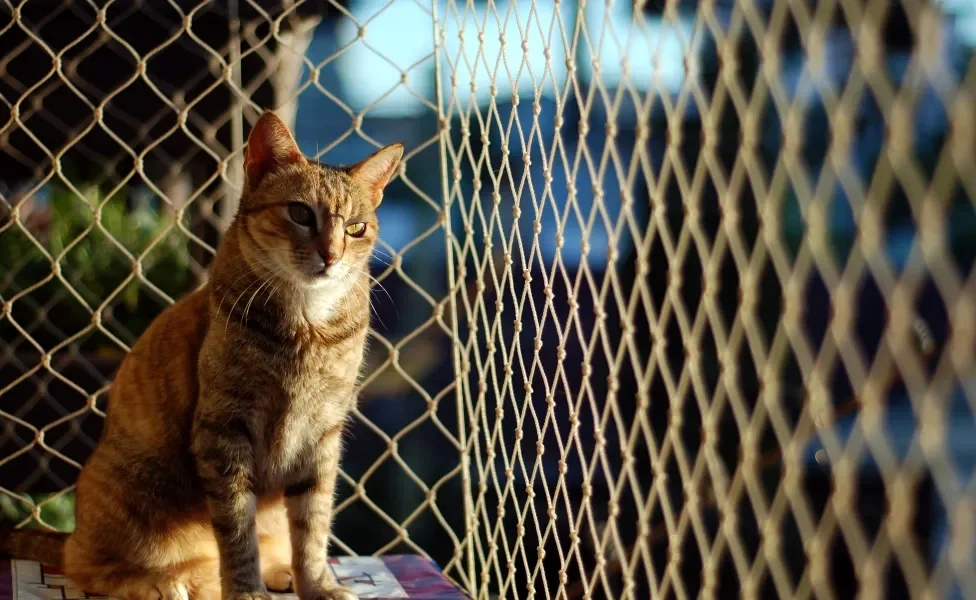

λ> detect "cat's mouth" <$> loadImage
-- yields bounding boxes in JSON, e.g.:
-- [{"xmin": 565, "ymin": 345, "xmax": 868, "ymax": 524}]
[
  {"xmin": 306, "ymin": 269, "xmax": 334, "ymax": 283},
  {"xmin": 302, "ymin": 262, "xmax": 345, "ymax": 285},
  {"xmin": 294, "ymin": 253, "xmax": 340, "ymax": 281}
]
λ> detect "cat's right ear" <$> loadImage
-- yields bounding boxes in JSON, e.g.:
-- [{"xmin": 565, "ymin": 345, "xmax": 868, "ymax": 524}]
[
  {"xmin": 244, "ymin": 111, "xmax": 304, "ymax": 190},
  {"xmin": 347, "ymin": 143, "xmax": 404, "ymax": 208}
]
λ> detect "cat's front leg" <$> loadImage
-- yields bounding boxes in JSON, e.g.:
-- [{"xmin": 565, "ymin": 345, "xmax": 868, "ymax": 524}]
[
  {"xmin": 284, "ymin": 430, "xmax": 357, "ymax": 600},
  {"xmin": 193, "ymin": 415, "xmax": 271, "ymax": 600}
]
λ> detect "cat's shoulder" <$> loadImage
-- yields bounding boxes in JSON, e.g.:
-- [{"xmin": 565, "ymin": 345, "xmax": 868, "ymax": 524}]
[
  {"xmin": 127, "ymin": 285, "xmax": 212, "ymax": 359},
  {"xmin": 160, "ymin": 285, "xmax": 211, "ymax": 332}
]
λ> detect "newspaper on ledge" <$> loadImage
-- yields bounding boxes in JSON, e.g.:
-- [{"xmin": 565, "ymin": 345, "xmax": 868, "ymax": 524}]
[{"xmin": 0, "ymin": 555, "xmax": 467, "ymax": 600}]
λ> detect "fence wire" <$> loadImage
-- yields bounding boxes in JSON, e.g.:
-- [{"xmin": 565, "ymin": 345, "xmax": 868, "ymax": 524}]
[
  {"xmin": 0, "ymin": 0, "xmax": 468, "ymax": 586},
  {"xmin": 1, "ymin": 0, "xmax": 976, "ymax": 598}
]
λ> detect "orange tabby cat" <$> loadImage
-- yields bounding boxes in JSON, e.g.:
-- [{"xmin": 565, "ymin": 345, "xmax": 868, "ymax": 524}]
[{"xmin": 1, "ymin": 111, "xmax": 403, "ymax": 600}]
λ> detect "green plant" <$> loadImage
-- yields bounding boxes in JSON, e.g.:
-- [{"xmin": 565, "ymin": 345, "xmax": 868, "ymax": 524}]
[
  {"xmin": 0, "ymin": 491, "xmax": 76, "ymax": 532},
  {"xmin": 0, "ymin": 182, "xmax": 193, "ymax": 352}
]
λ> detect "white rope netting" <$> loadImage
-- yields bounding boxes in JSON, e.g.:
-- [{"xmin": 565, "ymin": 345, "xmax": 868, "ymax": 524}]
[
  {"xmin": 438, "ymin": 0, "xmax": 976, "ymax": 598},
  {"xmin": 1, "ymin": 0, "xmax": 975, "ymax": 598}
]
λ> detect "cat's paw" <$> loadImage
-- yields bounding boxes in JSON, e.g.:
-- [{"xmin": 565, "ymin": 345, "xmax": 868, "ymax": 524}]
[
  {"xmin": 263, "ymin": 568, "xmax": 293, "ymax": 592},
  {"xmin": 155, "ymin": 582, "xmax": 190, "ymax": 600},
  {"xmin": 126, "ymin": 580, "xmax": 188, "ymax": 600},
  {"xmin": 231, "ymin": 593, "xmax": 273, "ymax": 600},
  {"xmin": 303, "ymin": 586, "xmax": 358, "ymax": 600}
]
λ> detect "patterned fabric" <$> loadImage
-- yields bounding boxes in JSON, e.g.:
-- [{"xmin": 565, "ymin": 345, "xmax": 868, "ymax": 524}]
[{"xmin": 0, "ymin": 556, "xmax": 467, "ymax": 600}]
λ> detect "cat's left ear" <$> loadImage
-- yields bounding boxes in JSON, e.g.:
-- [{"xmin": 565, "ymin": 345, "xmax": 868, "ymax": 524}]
[
  {"xmin": 244, "ymin": 111, "xmax": 305, "ymax": 190},
  {"xmin": 348, "ymin": 143, "xmax": 404, "ymax": 207}
]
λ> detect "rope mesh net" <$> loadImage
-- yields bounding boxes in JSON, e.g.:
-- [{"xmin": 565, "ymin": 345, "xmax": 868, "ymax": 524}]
[{"xmin": 2, "ymin": 0, "xmax": 976, "ymax": 598}]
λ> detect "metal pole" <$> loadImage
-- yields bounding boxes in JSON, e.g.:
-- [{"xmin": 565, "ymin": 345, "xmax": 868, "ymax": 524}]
[{"xmin": 223, "ymin": 0, "xmax": 245, "ymax": 230}]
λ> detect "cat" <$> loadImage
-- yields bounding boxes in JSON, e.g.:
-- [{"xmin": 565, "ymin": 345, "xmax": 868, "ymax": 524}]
[{"xmin": 0, "ymin": 111, "xmax": 403, "ymax": 600}]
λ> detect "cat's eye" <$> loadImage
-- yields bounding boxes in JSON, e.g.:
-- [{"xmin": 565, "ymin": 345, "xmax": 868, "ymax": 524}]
[
  {"xmin": 288, "ymin": 202, "xmax": 315, "ymax": 227},
  {"xmin": 345, "ymin": 222, "xmax": 367, "ymax": 238}
]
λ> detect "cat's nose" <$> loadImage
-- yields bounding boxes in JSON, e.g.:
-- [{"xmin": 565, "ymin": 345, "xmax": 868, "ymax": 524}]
[{"xmin": 317, "ymin": 248, "xmax": 339, "ymax": 266}]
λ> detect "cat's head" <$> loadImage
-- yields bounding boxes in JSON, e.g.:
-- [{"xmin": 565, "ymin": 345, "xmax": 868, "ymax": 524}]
[{"xmin": 234, "ymin": 111, "xmax": 402, "ymax": 288}]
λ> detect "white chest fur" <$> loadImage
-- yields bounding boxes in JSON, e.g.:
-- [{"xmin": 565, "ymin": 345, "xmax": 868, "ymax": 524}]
[{"xmin": 301, "ymin": 279, "xmax": 351, "ymax": 323}]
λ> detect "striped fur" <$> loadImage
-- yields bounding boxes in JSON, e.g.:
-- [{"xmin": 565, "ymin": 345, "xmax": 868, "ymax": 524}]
[{"xmin": 1, "ymin": 112, "xmax": 401, "ymax": 600}]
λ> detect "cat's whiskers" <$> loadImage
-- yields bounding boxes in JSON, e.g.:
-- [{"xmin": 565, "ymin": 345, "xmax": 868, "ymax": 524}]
[
  {"xmin": 369, "ymin": 256, "xmax": 393, "ymax": 270},
  {"xmin": 344, "ymin": 264, "xmax": 398, "ymax": 320},
  {"xmin": 348, "ymin": 275, "xmax": 386, "ymax": 331},
  {"xmin": 242, "ymin": 264, "xmax": 289, "ymax": 329},
  {"xmin": 349, "ymin": 276, "xmax": 370, "ymax": 308},
  {"xmin": 369, "ymin": 248, "xmax": 393, "ymax": 269},
  {"xmin": 224, "ymin": 261, "xmax": 285, "ymax": 335},
  {"xmin": 369, "ymin": 251, "xmax": 393, "ymax": 269},
  {"xmin": 338, "ymin": 271, "xmax": 354, "ymax": 325},
  {"xmin": 224, "ymin": 279, "xmax": 263, "ymax": 336},
  {"xmin": 215, "ymin": 265, "xmax": 258, "ymax": 319},
  {"xmin": 263, "ymin": 276, "xmax": 287, "ymax": 308},
  {"xmin": 215, "ymin": 256, "xmax": 278, "ymax": 320},
  {"xmin": 371, "ymin": 246, "xmax": 395, "ymax": 263}
]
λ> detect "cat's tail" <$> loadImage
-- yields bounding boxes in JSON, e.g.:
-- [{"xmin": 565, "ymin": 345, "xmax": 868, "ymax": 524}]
[{"xmin": 0, "ymin": 524, "xmax": 66, "ymax": 566}]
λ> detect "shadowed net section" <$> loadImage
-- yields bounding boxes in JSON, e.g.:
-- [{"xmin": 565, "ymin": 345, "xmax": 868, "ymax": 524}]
[{"xmin": 437, "ymin": 0, "xmax": 976, "ymax": 598}]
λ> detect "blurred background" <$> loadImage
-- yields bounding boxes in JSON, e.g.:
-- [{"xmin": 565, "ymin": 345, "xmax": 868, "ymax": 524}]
[{"xmin": 1, "ymin": 0, "xmax": 975, "ymax": 598}]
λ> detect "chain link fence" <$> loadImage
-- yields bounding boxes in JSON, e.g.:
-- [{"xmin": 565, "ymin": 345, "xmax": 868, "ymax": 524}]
[
  {"xmin": 2, "ymin": 0, "xmax": 976, "ymax": 598},
  {"xmin": 0, "ymin": 0, "xmax": 466, "ymax": 581}
]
